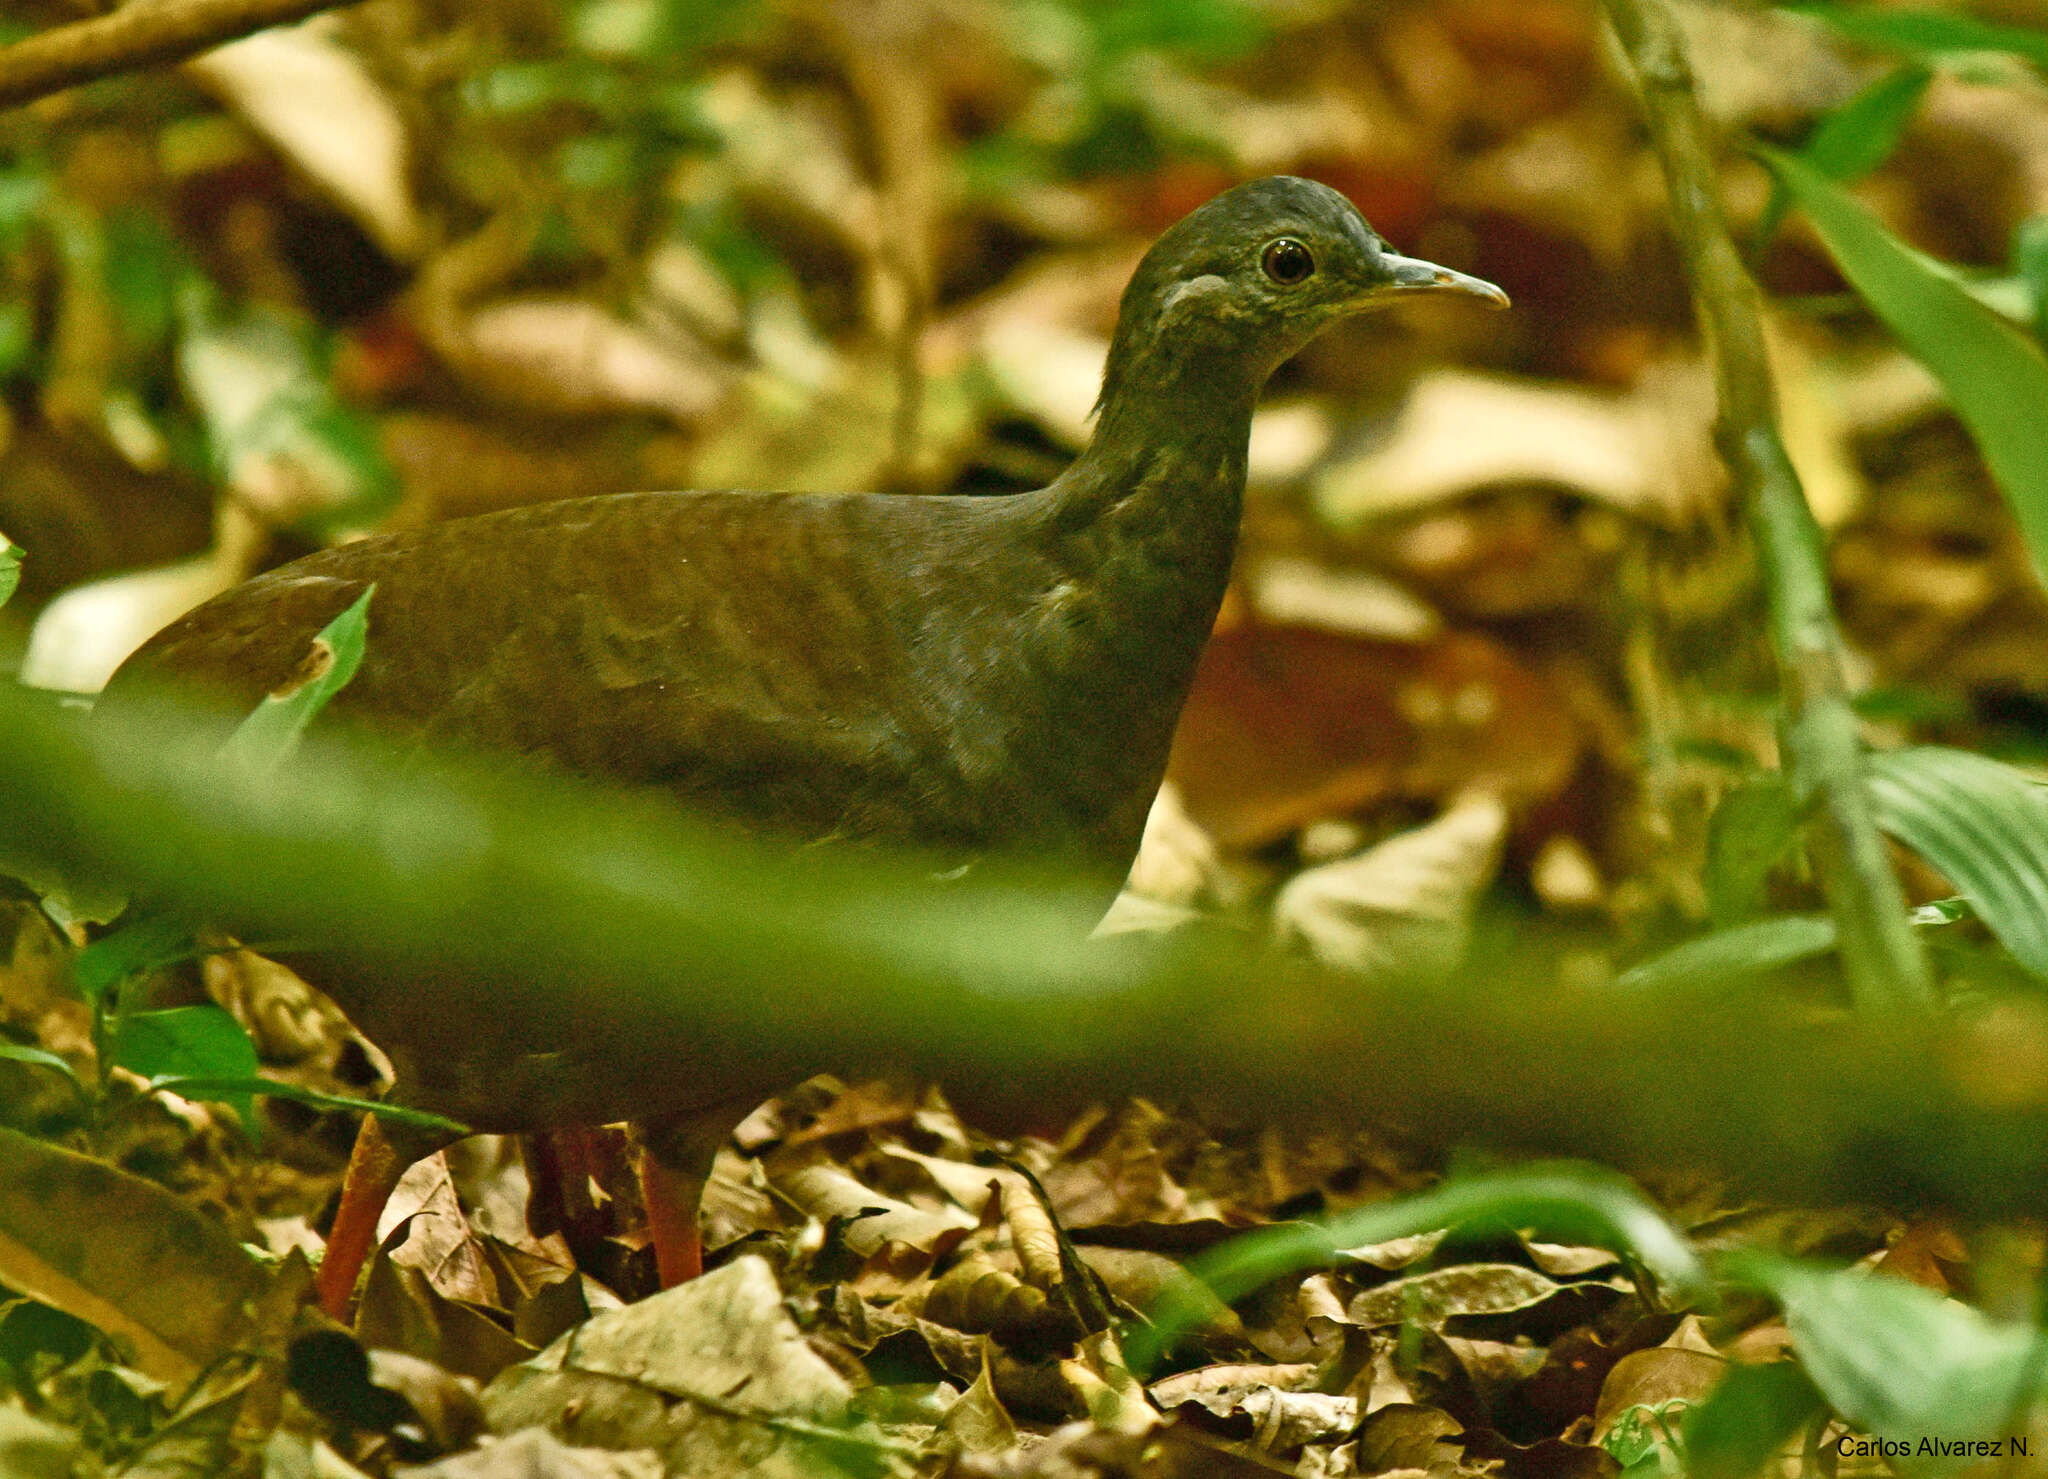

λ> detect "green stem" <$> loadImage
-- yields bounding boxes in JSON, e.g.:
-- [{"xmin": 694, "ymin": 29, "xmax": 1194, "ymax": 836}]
[{"xmin": 1600, "ymin": 0, "xmax": 1933, "ymax": 1012}]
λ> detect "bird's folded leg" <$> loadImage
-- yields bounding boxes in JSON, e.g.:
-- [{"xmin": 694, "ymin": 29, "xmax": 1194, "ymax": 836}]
[
  {"xmin": 316, "ymin": 1113, "xmax": 463, "ymax": 1321},
  {"xmin": 523, "ymin": 1128, "xmax": 613, "ymax": 1267}
]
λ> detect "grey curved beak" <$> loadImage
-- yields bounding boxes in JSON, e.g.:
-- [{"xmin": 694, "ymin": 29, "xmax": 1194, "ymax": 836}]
[{"xmin": 1379, "ymin": 252, "xmax": 1511, "ymax": 309}]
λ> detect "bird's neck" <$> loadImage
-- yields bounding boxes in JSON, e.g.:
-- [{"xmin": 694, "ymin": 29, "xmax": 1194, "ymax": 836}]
[
  {"xmin": 1005, "ymin": 368, "xmax": 1256, "ymax": 860},
  {"xmin": 1044, "ymin": 362, "xmax": 1259, "ymax": 612}
]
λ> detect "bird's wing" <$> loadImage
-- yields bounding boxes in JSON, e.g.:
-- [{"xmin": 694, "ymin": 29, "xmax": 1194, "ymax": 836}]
[{"xmin": 98, "ymin": 494, "xmax": 970, "ymax": 843}]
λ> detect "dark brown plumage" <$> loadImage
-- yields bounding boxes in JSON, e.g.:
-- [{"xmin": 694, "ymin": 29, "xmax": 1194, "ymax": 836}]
[{"xmin": 100, "ymin": 176, "xmax": 1506, "ymax": 1308}]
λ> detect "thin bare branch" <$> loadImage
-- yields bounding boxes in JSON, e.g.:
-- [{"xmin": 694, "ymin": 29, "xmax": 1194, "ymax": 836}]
[
  {"xmin": 1600, "ymin": 0, "xmax": 1934, "ymax": 1012},
  {"xmin": 0, "ymin": 0, "xmax": 358, "ymax": 113}
]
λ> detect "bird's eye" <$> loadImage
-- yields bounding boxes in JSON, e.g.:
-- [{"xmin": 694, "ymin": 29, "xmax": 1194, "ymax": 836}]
[{"xmin": 1260, "ymin": 238, "xmax": 1315, "ymax": 286}]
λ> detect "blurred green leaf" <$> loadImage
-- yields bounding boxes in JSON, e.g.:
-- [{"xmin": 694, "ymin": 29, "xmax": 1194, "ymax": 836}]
[
  {"xmin": 70, "ymin": 911, "xmax": 200, "ymax": 1005},
  {"xmin": 572, "ymin": 0, "xmax": 757, "ymax": 60},
  {"xmin": 1867, "ymin": 746, "xmax": 2048, "ymax": 980},
  {"xmin": 464, "ymin": 59, "xmax": 628, "ymax": 117},
  {"xmin": 556, "ymin": 132, "xmax": 645, "ymax": 190},
  {"xmin": 1681, "ymin": 1361, "xmax": 1827, "ymax": 1479},
  {"xmin": 2015, "ymin": 215, "xmax": 2048, "ymax": 349},
  {"xmin": 1764, "ymin": 146, "xmax": 2048, "ymax": 590},
  {"xmin": 102, "ymin": 211, "xmax": 182, "ymax": 362},
  {"xmin": 1077, "ymin": 0, "xmax": 1267, "ymax": 63},
  {"xmin": 1723, "ymin": 1252, "xmax": 2045, "ymax": 1473},
  {"xmin": 1755, "ymin": 64, "xmax": 1932, "ymax": 252},
  {"xmin": 1617, "ymin": 916, "xmax": 1837, "ymax": 992},
  {"xmin": 111, "ymin": 1005, "xmax": 260, "ymax": 1128},
  {"xmin": 1705, "ymin": 776, "xmax": 1802, "ymax": 926},
  {"xmin": 0, "ymin": 167, "xmax": 47, "ymax": 243},
  {"xmin": 0, "ymin": 300, "xmax": 32, "ymax": 380},
  {"xmin": 0, "ymin": 532, "xmax": 19, "ymax": 611},
  {"xmin": 1619, "ymin": 894, "xmax": 1968, "ymax": 992},
  {"xmin": 217, "ymin": 587, "xmax": 374, "ymax": 778},
  {"xmin": 177, "ymin": 303, "xmax": 400, "ymax": 540},
  {"xmin": 0, "ymin": 1043, "xmax": 86, "ymax": 1103},
  {"xmin": 1785, "ymin": 4, "xmax": 2048, "ymax": 69},
  {"xmin": 1133, "ymin": 1163, "xmax": 1704, "ymax": 1374}
]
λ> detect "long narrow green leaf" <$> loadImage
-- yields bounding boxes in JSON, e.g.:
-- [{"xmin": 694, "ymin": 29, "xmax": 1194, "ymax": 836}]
[
  {"xmin": 1868, "ymin": 747, "xmax": 2048, "ymax": 979},
  {"xmin": 1784, "ymin": 4, "xmax": 2048, "ymax": 70},
  {"xmin": 1764, "ymin": 146, "xmax": 2048, "ymax": 589},
  {"xmin": 148, "ymin": 1078, "xmax": 468, "ymax": 1138},
  {"xmin": 216, "ymin": 586, "xmax": 374, "ymax": 776},
  {"xmin": 1617, "ymin": 916, "xmax": 1838, "ymax": 992},
  {"xmin": 1755, "ymin": 65, "xmax": 1932, "ymax": 251},
  {"xmin": 1131, "ymin": 1163, "xmax": 1704, "ymax": 1374},
  {"xmin": 0, "ymin": 1042, "xmax": 86, "ymax": 1103}
]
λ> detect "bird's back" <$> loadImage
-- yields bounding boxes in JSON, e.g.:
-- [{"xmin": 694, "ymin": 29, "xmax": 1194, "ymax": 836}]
[{"xmin": 102, "ymin": 486, "xmax": 1158, "ymax": 880}]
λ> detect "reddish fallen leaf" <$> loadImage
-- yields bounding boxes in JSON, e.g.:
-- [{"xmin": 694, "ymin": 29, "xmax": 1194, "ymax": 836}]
[{"xmin": 1167, "ymin": 626, "xmax": 1582, "ymax": 849}]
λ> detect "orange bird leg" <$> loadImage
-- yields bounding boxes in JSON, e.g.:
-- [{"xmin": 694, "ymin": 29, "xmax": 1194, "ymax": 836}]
[
  {"xmin": 636, "ymin": 1106, "xmax": 753, "ymax": 1288},
  {"xmin": 638, "ymin": 1144, "xmax": 706, "ymax": 1287},
  {"xmin": 316, "ymin": 1115, "xmax": 457, "ymax": 1321}
]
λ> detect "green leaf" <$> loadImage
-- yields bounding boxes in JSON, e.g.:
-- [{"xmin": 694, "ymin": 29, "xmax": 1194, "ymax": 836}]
[
  {"xmin": 1617, "ymin": 916, "xmax": 1838, "ymax": 993},
  {"xmin": 1131, "ymin": 1163, "xmax": 1704, "ymax": 1374},
  {"xmin": 216, "ymin": 587, "xmax": 374, "ymax": 777},
  {"xmin": 1724, "ymin": 1252, "xmax": 2045, "ymax": 1474},
  {"xmin": 2015, "ymin": 215, "xmax": 2048, "ymax": 350},
  {"xmin": 1705, "ymin": 776, "xmax": 1802, "ymax": 926},
  {"xmin": 1756, "ymin": 65, "xmax": 1933, "ymax": 252},
  {"xmin": 70, "ymin": 911, "xmax": 200, "ymax": 1005},
  {"xmin": 0, "ymin": 1043, "xmax": 86, "ymax": 1103},
  {"xmin": 1681, "ymin": 1361, "xmax": 1827, "ymax": 1479},
  {"xmin": 1760, "ymin": 146, "xmax": 2048, "ymax": 589},
  {"xmin": 111, "ymin": 1005, "xmax": 260, "ymax": 1128},
  {"xmin": 0, "ymin": 531, "xmax": 19, "ymax": 611},
  {"xmin": 146, "ymin": 1078, "xmax": 467, "ymax": 1138},
  {"xmin": 1867, "ymin": 746, "xmax": 2048, "ymax": 979},
  {"xmin": 1784, "ymin": 4, "xmax": 2048, "ymax": 70}
]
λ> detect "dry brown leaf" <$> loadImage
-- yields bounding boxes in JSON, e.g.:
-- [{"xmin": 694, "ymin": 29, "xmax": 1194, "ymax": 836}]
[
  {"xmin": 1313, "ymin": 372, "xmax": 1677, "ymax": 523},
  {"xmin": 355, "ymin": 1259, "xmax": 535, "ymax": 1387},
  {"xmin": 187, "ymin": 21, "xmax": 422, "ymax": 259},
  {"xmin": 1117, "ymin": 784, "xmax": 1229, "ymax": 913},
  {"xmin": 775, "ymin": 1162, "xmax": 978, "ymax": 1258},
  {"xmin": 1168, "ymin": 626, "xmax": 1581, "ymax": 849},
  {"xmin": 0, "ymin": 1127, "xmax": 265, "ymax": 1383},
  {"xmin": 1352, "ymin": 1404, "xmax": 1468, "ymax": 1473},
  {"xmin": 379, "ymin": 1153, "xmax": 502, "ymax": 1310},
  {"xmin": 451, "ymin": 300, "xmax": 727, "ymax": 425},
  {"xmin": 1272, "ymin": 791, "xmax": 1507, "ymax": 981},
  {"xmin": 393, "ymin": 1428, "xmax": 663, "ymax": 1478},
  {"xmin": 0, "ymin": 1406, "xmax": 82, "ymax": 1479},
  {"xmin": 484, "ymin": 1256, "xmax": 870, "ymax": 1479},
  {"xmin": 20, "ymin": 504, "xmax": 265, "ymax": 694},
  {"xmin": 1590, "ymin": 1347, "xmax": 1723, "ymax": 1445},
  {"xmin": 937, "ymin": 1354, "xmax": 1019, "ymax": 1459},
  {"xmin": 1346, "ymin": 1263, "xmax": 1571, "ymax": 1328}
]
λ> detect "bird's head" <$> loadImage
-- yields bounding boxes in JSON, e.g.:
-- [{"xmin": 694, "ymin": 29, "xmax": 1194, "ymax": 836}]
[{"xmin": 1095, "ymin": 175, "xmax": 1507, "ymax": 420}]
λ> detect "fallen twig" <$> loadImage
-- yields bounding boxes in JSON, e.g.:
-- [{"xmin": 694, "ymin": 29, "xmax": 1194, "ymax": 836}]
[{"xmin": 0, "ymin": 0, "xmax": 359, "ymax": 113}]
